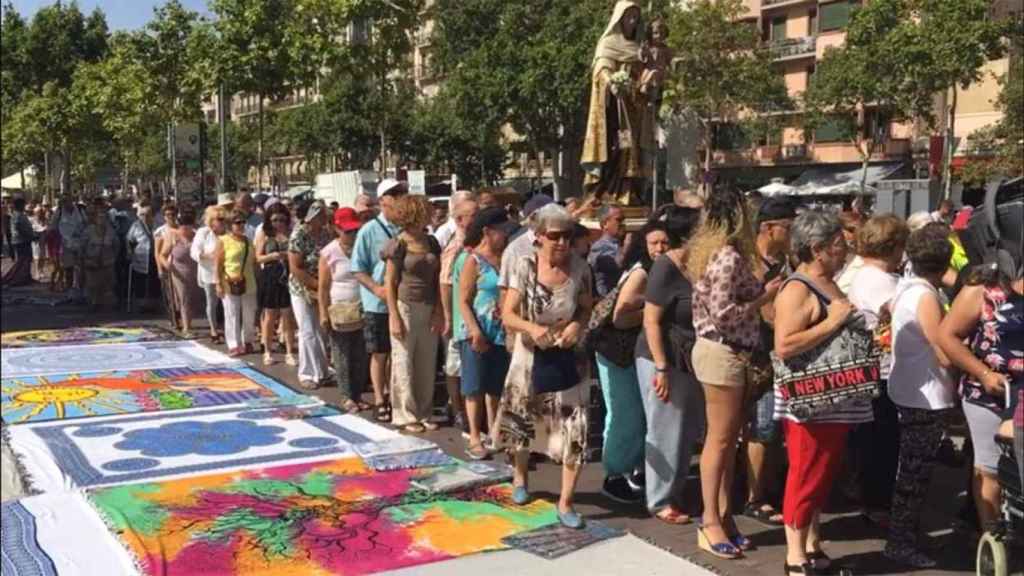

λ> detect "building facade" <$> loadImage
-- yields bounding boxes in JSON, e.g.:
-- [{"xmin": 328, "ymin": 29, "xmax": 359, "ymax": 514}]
[{"xmin": 676, "ymin": 0, "xmax": 1020, "ymax": 191}]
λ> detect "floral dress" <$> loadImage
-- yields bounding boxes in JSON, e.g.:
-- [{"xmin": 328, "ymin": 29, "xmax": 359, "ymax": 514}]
[
  {"xmin": 288, "ymin": 224, "xmax": 330, "ymax": 301},
  {"xmin": 961, "ymin": 285, "xmax": 1024, "ymax": 416},
  {"xmin": 496, "ymin": 254, "xmax": 593, "ymax": 466}
]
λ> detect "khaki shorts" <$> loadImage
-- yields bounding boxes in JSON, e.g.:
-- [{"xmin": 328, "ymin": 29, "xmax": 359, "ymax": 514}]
[{"xmin": 691, "ymin": 337, "xmax": 747, "ymax": 387}]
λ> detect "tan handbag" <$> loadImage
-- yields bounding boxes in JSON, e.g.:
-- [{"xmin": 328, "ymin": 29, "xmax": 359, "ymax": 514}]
[{"xmin": 328, "ymin": 300, "xmax": 364, "ymax": 332}]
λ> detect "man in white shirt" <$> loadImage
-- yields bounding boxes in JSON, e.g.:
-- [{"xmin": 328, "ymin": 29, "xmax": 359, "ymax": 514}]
[
  {"xmin": 498, "ymin": 193, "xmax": 554, "ymax": 291},
  {"xmin": 433, "ymin": 190, "xmax": 476, "ymax": 249}
]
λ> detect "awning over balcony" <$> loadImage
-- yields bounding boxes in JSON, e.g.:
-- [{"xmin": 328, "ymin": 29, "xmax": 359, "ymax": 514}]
[{"xmin": 788, "ymin": 162, "xmax": 905, "ymax": 196}]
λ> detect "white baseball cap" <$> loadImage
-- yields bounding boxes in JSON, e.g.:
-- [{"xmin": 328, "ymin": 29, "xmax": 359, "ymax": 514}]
[{"xmin": 376, "ymin": 178, "xmax": 408, "ymax": 197}]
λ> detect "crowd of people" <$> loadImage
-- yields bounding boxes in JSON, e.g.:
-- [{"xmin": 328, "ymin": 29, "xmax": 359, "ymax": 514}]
[{"xmin": 1, "ymin": 182, "xmax": 1021, "ymax": 574}]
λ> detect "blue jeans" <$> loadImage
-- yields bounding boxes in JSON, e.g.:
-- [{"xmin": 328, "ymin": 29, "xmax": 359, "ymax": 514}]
[
  {"xmin": 635, "ymin": 357, "xmax": 706, "ymax": 514},
  {"xmin": 596, "ymin": 352, "xmax": 647, "ymax": 476}
]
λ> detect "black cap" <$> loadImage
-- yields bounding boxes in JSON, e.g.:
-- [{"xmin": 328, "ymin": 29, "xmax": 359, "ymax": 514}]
[
  {"xmin": 757, "ymin": 198, "xmax": 798, "ymax": 226},
  {"xmin": 470, "ymin": 206, "xmax": 520, "ymax": 237},
  {"xmin": 523, "ymin": 193, "xmax": 554, "ymax": 218}
]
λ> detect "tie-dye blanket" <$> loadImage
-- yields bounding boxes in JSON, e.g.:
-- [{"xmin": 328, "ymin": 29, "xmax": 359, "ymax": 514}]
[{"xmin": 88, "ymin": 458, "xmax": 557, "ymax": 576}]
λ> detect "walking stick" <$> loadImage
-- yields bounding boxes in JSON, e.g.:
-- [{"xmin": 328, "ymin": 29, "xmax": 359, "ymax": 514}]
[{"xmin": 126, "ymin": 263, "xmax": 134, "ymax": 314}]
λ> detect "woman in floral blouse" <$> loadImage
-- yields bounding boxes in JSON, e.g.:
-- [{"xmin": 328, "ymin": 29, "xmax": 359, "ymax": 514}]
[
  {"xmin": 686, "ymin": 187, "xmax": 782, "ymax": 559},
  {"xmin": 939, "ymin": 260, "xmax": 1024, "ymax": 531},
  {"xmin": 288, "ymin": 200, "xmax": 332, "ymax": 388}
]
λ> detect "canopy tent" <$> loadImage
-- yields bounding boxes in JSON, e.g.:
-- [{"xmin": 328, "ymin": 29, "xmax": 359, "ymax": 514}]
[
  {"xmin": 758, "ymin": 179, "xmax": 798, "ymax": 197},
  {"xmin": 789, "ymin": 162, "xmax": 903, "ymax": 196},
  {"xmin": 1, "ymin": 166, "xmax": 38, "ymax": 191}
]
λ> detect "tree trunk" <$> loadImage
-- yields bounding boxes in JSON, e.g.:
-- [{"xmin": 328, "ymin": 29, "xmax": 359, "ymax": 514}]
[
  {"xmin": 943, "ymin": 88, "xmax": 957, "ymax": 200},
  {"xmin": 702, "ymin": 123, "xmax": 713, "ymax": 197},
  {"xmin": 258, "ymin": 96, "xmax": 265, "ymax": 192},
  {"xmin": 859, "ymin": 139, "xmax": 871, "ymax": 194}
]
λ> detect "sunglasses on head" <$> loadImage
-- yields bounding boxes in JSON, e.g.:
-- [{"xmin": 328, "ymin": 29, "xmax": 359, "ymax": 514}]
[{"xmin": 544, "ymin": 230, "xmax": 572, "ymax": 242}]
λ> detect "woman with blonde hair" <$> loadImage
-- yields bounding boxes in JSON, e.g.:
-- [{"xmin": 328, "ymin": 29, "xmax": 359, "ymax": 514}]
[
  {"xmin": 384, "ymin": 194, "xmax": 444, "ymax": 433},
  {"xmin": 192, "ymin": 206, "xmax": 227, "ymax": 343},
  {"xmin": 688, "ymin": 186, "xmax": 782, "ymax": 558}
]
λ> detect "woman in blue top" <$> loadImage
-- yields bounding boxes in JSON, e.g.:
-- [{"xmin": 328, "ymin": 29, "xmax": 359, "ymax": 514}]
[{"xmin": 457, "ymin": 207, "xmax": 520, "ymax": 460}]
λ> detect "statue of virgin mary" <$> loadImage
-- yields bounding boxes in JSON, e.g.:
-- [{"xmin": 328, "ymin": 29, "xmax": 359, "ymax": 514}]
[{"xmin": 580, "ymin": 1, "xmax": 654, "ymax": 206}]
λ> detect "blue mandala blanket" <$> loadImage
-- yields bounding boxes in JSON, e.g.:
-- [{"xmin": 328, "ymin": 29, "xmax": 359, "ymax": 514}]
[{"xmin": 4, "ymin": 405, "xmax": 398, "ymax": 492}]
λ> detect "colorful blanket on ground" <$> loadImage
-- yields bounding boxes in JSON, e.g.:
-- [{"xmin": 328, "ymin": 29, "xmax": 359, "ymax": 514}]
[
  {"xmin": 2, "ymin": 366, "xmax": 301, "ymax": 425},
  {"xmin": 88, "ymin": 458, "xmax": 558, "ymax": 576},
  {"xmin": 1, "ymin": 325, "xmax": 178, "ymax": 349},
  {"xmin": 1, "ymin": 492, "xmax": 137, "ymax": 576},
  {"xmin": 5, "ymin": 405, "xmax": 396, "ymax": 492},
  {"xmin": 0, "ymin": 341, "xmax": 238, "ymax": 378}
]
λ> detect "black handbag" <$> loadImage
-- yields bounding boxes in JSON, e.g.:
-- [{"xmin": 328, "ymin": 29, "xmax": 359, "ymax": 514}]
[
  {"xmin": 532, "ymin": 346, "xmax": 580, "ymax": 394},
  {"xmin": 581, "ymin": 264, "xmax": 641, "ymax": 368},
  {"xmin": 522, "ymin": 256, "xmax": 581, "ymax": 394}
]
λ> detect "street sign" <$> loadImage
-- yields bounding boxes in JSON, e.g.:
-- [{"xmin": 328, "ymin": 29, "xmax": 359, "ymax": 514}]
[
  {"xmin": 408, "ymin": 170, "xmax": 426, "ymax": 195},
  {"xmin": 175, "ymin": 124, "xmax": 201, "ymax": 161}
]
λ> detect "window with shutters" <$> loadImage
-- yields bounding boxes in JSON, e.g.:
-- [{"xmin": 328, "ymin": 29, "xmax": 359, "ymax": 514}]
[
  {"xmin": 820, "ymin": 1, "xmax": 852, "ymax": 32},
  {"xmin": 814, "ymin": 117, "xmax": 846, "ymax": 143},
  {"xmin": 771, "ymin": 17, "xmax": 787, "ymax": 41},
  {"xmin": 808, "ymin": 9, "xmax": 818, "ymax": 35}
]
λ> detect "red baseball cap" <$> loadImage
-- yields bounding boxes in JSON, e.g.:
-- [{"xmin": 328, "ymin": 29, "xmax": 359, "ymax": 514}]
[{"xmin": 333, "ymin": 207, "xmax": 361, "ymax": 232}]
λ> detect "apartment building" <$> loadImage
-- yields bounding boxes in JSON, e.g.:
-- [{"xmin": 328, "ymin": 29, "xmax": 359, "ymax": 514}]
[{"xmin": 702, "ymin": 0, "xmax": 1019, "ymax": 189}]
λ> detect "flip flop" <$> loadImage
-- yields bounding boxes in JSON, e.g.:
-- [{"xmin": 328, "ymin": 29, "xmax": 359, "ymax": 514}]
[
  {"xmin": 655, "ymin": 507, "xmax": 691, "ymax": 525},
  {"xmin": 466, "ymin": 443, "xmax": 490, "ymax": 461}
]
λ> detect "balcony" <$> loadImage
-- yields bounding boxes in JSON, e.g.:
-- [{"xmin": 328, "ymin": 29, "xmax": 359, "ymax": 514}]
[
  {"xmin": 770, "ymin": 36, "xmax": 817, "ymax": 61},
  {"xmin": 763, "ymin": 0, "xmax": 815, "ymax": 8},
  {"xmin": 781, "ymin": 144, "xmax": 809, "ymax": 160}
]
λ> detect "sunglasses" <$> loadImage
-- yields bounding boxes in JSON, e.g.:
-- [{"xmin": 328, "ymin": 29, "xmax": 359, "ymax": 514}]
[
  {"xmin": 232, "ymin": 220, "xmax": 245, "ymax": 225},
  {"xmin": 213, "ymin": 217, "xmax": 225, "ymax": 222},
  {"xmin": 543, "ymin": 230, "xmax": 572, "ymax": 242},
  {"xmin": 271, "ymin": 217, "xmax": 288, "ymax": 223}
]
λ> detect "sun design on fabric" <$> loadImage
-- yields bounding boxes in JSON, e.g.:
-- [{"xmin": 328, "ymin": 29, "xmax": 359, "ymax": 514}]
[{"xmin": 1, "ymin": 376, "xmax": 132, "ymax": 423}]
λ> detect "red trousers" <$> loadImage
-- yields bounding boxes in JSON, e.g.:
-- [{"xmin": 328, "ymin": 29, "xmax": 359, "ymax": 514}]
[{"xmin": 782, "ymin": 420, "xmax": 851, "ymax": 529}]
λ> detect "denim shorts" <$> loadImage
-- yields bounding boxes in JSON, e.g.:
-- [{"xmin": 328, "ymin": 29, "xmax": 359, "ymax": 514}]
[
  {"xmin": 459, "ymin": 340, "xmax": 509, "ymax": 397},
  {"xmin": 363, "ymin": 312, "xmax": 391, "ymax": 354},
  {"xmin": 749, "ymin": 390, "xmax": 781, "ymax": 443}
]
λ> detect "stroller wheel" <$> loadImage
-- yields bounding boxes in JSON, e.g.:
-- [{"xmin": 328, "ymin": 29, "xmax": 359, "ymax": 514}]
[{"xmin": 977, "ymin": 531, "xmax": 1008, "ymax": 576}]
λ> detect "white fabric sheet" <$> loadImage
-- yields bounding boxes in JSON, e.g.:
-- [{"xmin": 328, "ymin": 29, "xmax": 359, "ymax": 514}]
[
  {"xmin": 2, "ymin": 491, "xmax": 138, "ymax": 576},
  {"xmin": 1, "ymin": 340, "xmax": 238, "ymax": 378}
]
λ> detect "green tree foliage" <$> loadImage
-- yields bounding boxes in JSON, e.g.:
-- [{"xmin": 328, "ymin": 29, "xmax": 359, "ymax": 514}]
[
  {"xmin": 139, "ymin": 0, "xmax": 212, "ymax": 123},
  {"xmin": 432, "ymin": 0, "xmax": 608, "ymax": 194},
  {"xmin": 663, "ymin": 0, "xmax": 791, "ymax": 185},
  {"xmin": 1, "ymin": 2, "xmax": 111, "ymax": 196},
  {"xmin": 72, "ymin": 32, "xmax": 162, "ymax": 186},
  {"xmin": 806, "ymin": 0, "xmax": 1010, "ymax": 192}
]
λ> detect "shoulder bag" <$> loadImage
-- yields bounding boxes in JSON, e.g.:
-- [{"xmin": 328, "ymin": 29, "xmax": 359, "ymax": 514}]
[
  {"xmin": 770, "ymin": 275, "xmax": 881, "ymax": 420},
  {"xmin": 581, "ymin": 263, "xmax": 641, "ymax": 368}
]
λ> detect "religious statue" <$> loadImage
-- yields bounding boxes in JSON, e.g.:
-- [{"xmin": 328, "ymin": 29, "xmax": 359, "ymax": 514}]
[
  {"xmin": 640, "ymin": 18, "xmax": 672, "ymax": 106},
  {"xmin": 581, "ymin": 1, "xmax": 660, "ymax": 207}
]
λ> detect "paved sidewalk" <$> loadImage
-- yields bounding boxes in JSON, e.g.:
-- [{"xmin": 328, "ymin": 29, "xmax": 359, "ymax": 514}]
[{"xmin": 0, "ymin": 278, "xmax": 984, "ymax": 576}]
